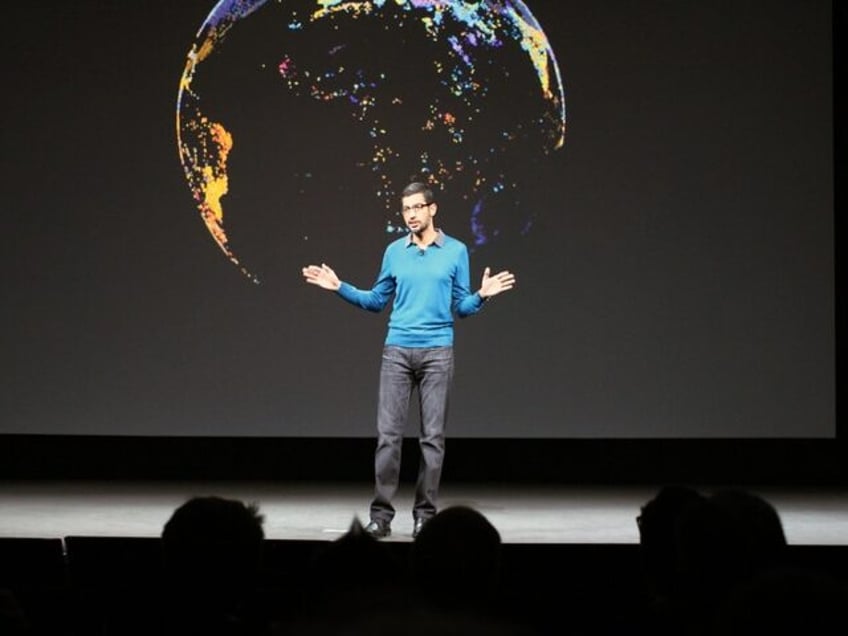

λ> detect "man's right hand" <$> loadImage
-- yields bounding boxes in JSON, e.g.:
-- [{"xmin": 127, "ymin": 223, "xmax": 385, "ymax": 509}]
[{"xmin": 302, "ymin": 263, "xmax": 341, "ymax": 291}]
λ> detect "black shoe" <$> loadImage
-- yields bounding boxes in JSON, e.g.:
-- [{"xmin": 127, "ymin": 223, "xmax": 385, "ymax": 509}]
[
  {"xmin": 412, "ymin": 517, "xmax": 429, "ymax": 539},
  {"xmin": 364, "ymin": 519, "xmax": 391, "ymax": 539}
]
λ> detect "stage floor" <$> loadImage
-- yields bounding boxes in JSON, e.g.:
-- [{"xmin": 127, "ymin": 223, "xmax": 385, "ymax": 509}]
[{"xmin": 2, "ymin": 480, "xmax": 847, "ymax": 545}]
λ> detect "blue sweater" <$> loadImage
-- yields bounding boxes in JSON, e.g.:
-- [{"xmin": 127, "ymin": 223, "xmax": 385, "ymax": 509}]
[{"xmin": 337, "ymin": 230, "xmax": 485, "ymax": 347}]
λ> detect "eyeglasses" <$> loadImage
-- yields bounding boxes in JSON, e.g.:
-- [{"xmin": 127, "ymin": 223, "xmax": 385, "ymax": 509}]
[{"xmin": 401, "ymin": 202, "xmax": 432, "ymax": 213}]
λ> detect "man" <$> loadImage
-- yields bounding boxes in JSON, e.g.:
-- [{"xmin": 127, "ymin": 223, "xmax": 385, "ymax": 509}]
[{"xmin": 302, "ymin": 182, "xmax": 515, "ymax": 539}]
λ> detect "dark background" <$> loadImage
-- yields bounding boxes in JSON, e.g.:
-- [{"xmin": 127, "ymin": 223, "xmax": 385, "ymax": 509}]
[{"xmin": 1, "ymin": 1, "xmax": 842, "ymax": 483}]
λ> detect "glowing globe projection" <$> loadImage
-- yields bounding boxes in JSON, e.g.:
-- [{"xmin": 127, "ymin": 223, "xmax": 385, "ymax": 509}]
[{"xmin": 176, "ymin": 0, "xmax": 566, "ymax": 283}]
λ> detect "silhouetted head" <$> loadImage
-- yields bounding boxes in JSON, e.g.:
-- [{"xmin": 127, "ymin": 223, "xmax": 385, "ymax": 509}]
[
  {"xmin": 303, "ymin": 517, "xmax": 405, "ymax": 619},
  {"xmin": 675, "ymin": 488, "xmax": 788, "ymax": 607},
  {"xmin": 411, "ymin": 505, "xmax": 502, "ymax": 612},
  {"xmin": 161, "ymin": 495, "xmax": 265, "ymax": 595},
  {"xmin": 637, "ymin": 485, "xmax": 707, "ymax": 597}
]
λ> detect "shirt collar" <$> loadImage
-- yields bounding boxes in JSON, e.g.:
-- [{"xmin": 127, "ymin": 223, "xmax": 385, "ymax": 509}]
[{"xmin": 405, "ymin": 228, "xmax": 445, "ymax": 248}]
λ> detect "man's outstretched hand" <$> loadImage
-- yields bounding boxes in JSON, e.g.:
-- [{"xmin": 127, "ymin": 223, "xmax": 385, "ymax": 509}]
[
  {"xmin": 302, "ymin": 263, "xmax": 341, "ymax": 291},
  {"xmin": 479, "ymin": 267, "xmax": 516, "ymax": 299}
]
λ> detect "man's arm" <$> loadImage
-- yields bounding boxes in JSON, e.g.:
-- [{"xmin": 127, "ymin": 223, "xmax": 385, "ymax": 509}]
[
  {"xmin": 302, "ymin": 258, "xmax": 394, "ymax": 313},
  {"xmin": 453, "ymin": 247, "xmax": 517, "ymax": 317}
]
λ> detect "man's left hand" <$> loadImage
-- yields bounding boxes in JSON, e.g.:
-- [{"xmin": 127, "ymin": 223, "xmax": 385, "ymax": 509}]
[{"xmin": 479, "ymin": 267, "xmax": 516, "ymax": 299}]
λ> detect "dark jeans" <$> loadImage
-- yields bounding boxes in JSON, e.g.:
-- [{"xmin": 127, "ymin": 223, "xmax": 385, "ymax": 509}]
[{"xmin": 370, "ymin": 345, "xmax": 454, "ymax": 523}]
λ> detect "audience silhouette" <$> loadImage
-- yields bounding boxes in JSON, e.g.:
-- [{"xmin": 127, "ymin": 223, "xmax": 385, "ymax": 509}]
[
  {"xmin": 410, "ymin": 505, "xmax": 542, "ymax": 635},
  {"xmin": 281, "ymin": 516, "xmax": 419, "ymax": 636},
  {"xmin": 409, "ymin": 505, "xmax": 503, "ymax": 616},
  {"xmin": 638, "ymin": 487, "xmax": 795, "ymax": 636},
  {"xmin": 298, "ymin": 516, "xmax": 408, "ymax": 619},
  {"xmin": 284, "ymin": 508, "xmax": 533, "ymax": 636},
  {"xmin": 635, "ymin": 484, "xmax": 707, "ymax": 635},
  {"xmin": 637, "ymin": 484, "xmax": 706, "ymax": 598},
  {"xmin": 159, "ymin": 495, "xmax": 269, "ymax": 636},
  {"xmin": 2, "ymin": 487, "xmax": 846, "ymax": 636}
]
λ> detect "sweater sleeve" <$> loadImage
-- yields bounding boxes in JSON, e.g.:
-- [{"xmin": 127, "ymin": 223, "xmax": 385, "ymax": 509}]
[
  {"xmin": 335, "ymin": 249, "xmax": 395, "ymax": 313},
  {"xmin": 452, "ymin": 244, "xmax": 485, "ymax": 318}
]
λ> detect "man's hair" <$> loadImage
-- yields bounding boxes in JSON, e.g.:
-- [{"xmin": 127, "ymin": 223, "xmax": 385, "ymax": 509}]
[{"xmin": 402, "ymin": 181, "xmax": 435, "ymax": 204}]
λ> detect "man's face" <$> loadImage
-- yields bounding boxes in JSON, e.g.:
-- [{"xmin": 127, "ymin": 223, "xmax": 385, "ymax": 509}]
[{"xmin": 401, "ymin": 192, "xmax": 437, "ymax": 234}]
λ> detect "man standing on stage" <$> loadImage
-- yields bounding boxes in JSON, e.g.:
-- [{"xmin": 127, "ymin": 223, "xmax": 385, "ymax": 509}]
[{"xmin": 302, "ymin": 181, "xmax": 515, "ymax": 538}]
